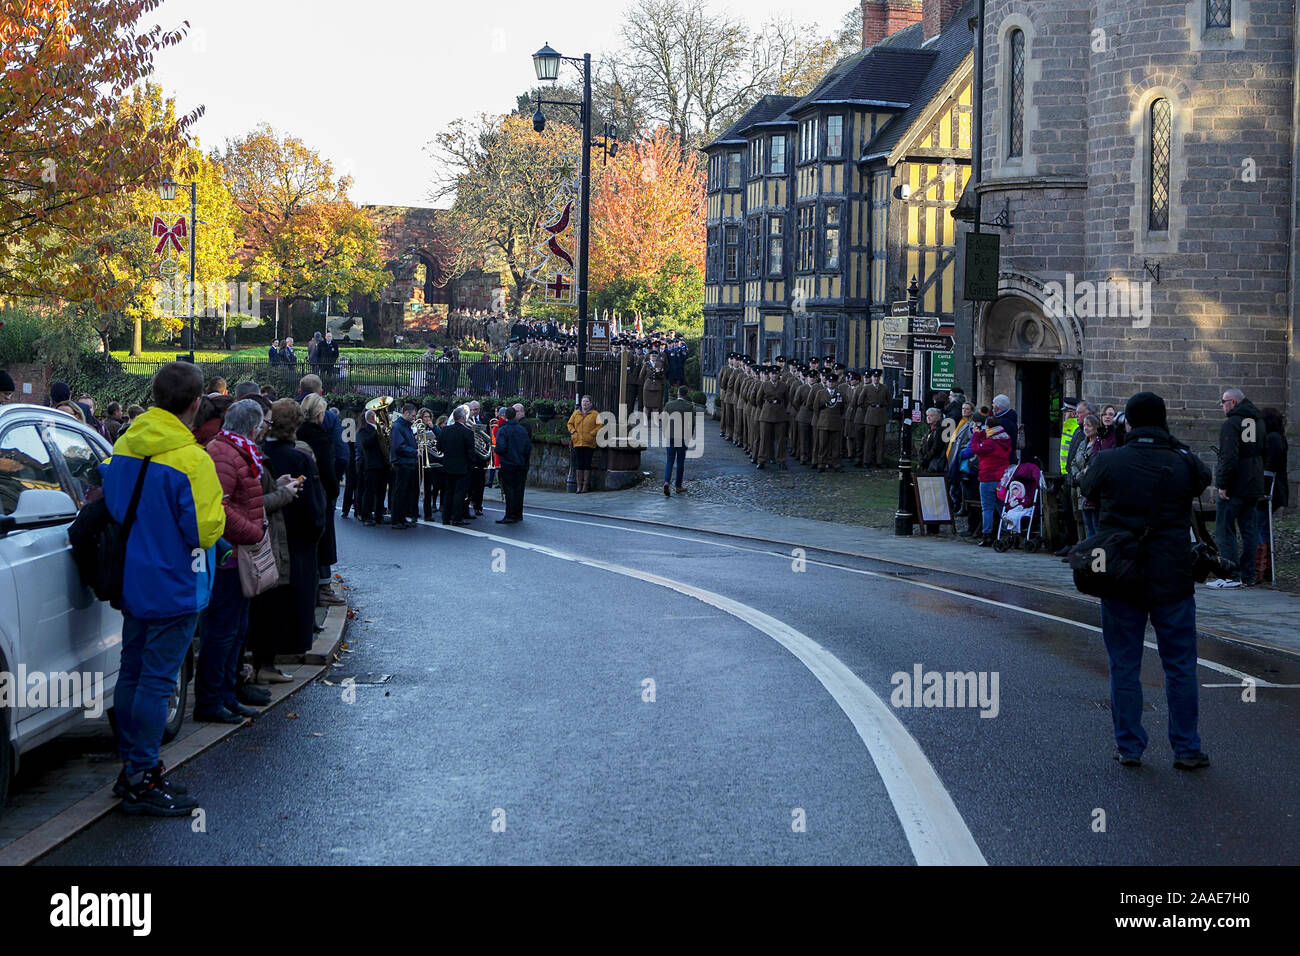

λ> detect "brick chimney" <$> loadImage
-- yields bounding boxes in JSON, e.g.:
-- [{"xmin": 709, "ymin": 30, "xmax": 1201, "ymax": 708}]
[
  {"xmin": 861, "ymin": 0, "xmax": 923, "ymax": 49},
  {"xmin": 922, "ymin": 0, "xmax": 967, "ymax": 42}
]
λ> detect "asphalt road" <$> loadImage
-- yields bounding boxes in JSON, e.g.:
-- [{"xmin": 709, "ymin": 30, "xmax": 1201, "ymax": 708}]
[{"xmin": 40, "ymin": 498, "xmax": 1300, "ymax": 865}]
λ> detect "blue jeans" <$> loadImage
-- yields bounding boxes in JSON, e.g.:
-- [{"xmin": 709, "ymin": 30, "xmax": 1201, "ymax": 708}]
[
  {"xmin": 116, "ymin": 611, "xmax": 199, "ymax": 775},
  {"xmin": 979, "ymin": 480, "xmax": 1000, "ymax": 534},
  {"xmin": 1215, "ymin": 495, "xmax": 1260, "ymax": 585},
  {"xmin": 664, "ymin": 446, "xmax": 686, "ymax": 488},
  {"xmin": 196, "ymin": 567, "xmax": 249, "ymax": 713},
  {"xmin": 1082, "ymin": 507, "xmax": 1100, "ymax": 538},
  {"xmin": 1100, "ymin": 596, "xmax": 1201, "ymax": 758}
]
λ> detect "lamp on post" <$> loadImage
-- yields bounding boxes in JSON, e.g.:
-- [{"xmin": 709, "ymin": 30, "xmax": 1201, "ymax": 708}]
[
  {"xmin": 159, "ymin": 175, "xmax": 198, "ymax": 363},
  {"xmin": 529, "ymin": 42, "xmax": 618, "ymax": 411},
  {"xmin": 894, "ymin": 276, "xmax": 920, "ymax": 536}
]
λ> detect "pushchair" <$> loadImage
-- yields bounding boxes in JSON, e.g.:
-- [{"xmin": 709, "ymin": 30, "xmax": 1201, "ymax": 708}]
[{"xmin": 993, "ymin": 459, "xmax": 1044, "ymax": 552}]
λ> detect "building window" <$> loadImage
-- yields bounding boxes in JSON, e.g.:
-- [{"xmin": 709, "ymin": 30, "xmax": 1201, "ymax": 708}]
[
  {"xmin": 797, "ymin": 206, "xmax": 815, "ymax": 271},
  {"xmin": 706, "ymin": 226, "xmax": 718, "ymax": 281},
  {"xmin": 1149, "ymin": 98, "xmax": 1172, "ymax": 232},
  {"xmin": 823, "ymin": 204, "xmax": 841, "ymax": 270},
  {"xmin": 800, "ymin": 118, "xmax": 817, "ymax": 163},
  {"xmin": 1008, "ymin": 30, "xmax": 1025, "ymax": 159},
  {"xmin": 770, "ymin": 135, "xmax": 786, "ymax": 175},
  {"xmin": 768, "ymin": 215, "xmax": 783, "ymax": 275},
  {"xmin": 750, "ymin": 138, "xmax": 764, "ymax": 177},
  {"xmin": 822, "ymin": 318, "xmax": 838, "ymax": 358},
  {"xmin": 727, "ymin": 152, "xmax": 742, "ymax": 188},
  {"xmin": 725, "ymin": 320, "xmax": 737, "ymax": 342},
  {"xmin": 870, "ymin": 172, "xmax": 889, "ymax": 304},
  {"xmin": 725, "ymin": 225, "xmax": 740, "ymax": 279},
  {"xmin": 747, "ymin": 217, "xmax": 762, "ymax": 277},
  {"xmin": 794, "ymin": 314, "xmax": 812, "ymax": 361},
  {"xmin": 1207, "ymin": 0, "xmax": 1231, "ymax": 28},
  {"xmin": 827, "ymin": 116, "xmax": 843, "ymax": 158}
]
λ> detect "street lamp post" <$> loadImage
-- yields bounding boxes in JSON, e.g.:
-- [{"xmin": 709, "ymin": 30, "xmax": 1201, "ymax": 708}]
[
  {"xmin": 530, "ymin": 43, "xmax": 617, "ymax": 406},
  {"xmin": 159, "ymin": 176, "xmax": 198, "ymax": 363},
  {"xmin": 894, "ymin": 276, "xmax": 920, "ymax": 536}
]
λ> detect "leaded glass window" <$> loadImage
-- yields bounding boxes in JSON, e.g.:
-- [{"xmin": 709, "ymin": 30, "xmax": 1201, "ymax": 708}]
[
  {"xmin": 1207, "ymin": 0, "xmax": 1231, "ymax": 29},
  {"xmin": 1008, "ymin": 30, "xmax": 1025, "ymax": 159},
  {"xmin": 1149, "ymin": 98, "xmax": 1172, "ymax": 232}
]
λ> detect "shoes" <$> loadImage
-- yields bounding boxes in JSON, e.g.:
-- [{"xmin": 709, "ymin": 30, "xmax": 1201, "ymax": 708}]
[
  {"xmin": 237, "ymin": 683, "xmax": 272, "ymax": 706},
  {"xmin": 192, "ymin": 706, "xmax": 246, "ymax": 725},
  {"xmin": 255, "ymin": 666, "xmax": 294, "ymax": 684},
  {"xmin": 1206, "ymin": 578, "xmax": 1242, "ymax": 589},
  {"xmin": 120, "ymin": 767, "xmax": 198, "ymax": 817},
  {"xmin": 756, "ymin": 462, "xmax": 764, "ymax": 470},
  {"xmin": 1173, "ymin": 752, "xmax": 1210, "ymax": 771},
  {"xmin": 675, "ymin": 485, "xmax": 683, "ymax": 494},
  {"xmin": 313, "ymin": 623, "xmax": 325, "ymax": 633},
  {"xmin": 1114, "ymin": 750, "xmax": 1142, "ymax": 767},
  {"xmin": 452, "ymin": 520, "xmax": 470, "ymax": 526},
  {"xmin": 495, "ymin": 517, "xmax": 518, "ymax": 524},
  {"xmin": 664, "ymin": 483, "xmax": 671, "ymax": 497},
  {"xmin": 227, "ymin": 701, "xmax": 261, "ymax": 718},
  {"xmin": 317, "ymin": 586, "xmax": 346, "ymax": 605},
  {"xmin": 1054, "ymin": 546, "xmax": 1071, "ymax": 557},
  {"xmin": 476, "ymin": 509, "xmax": 485, "ymax": 517},
  {"xmin": 114, "ymin": 761, "xmax": 187, "ymax": 798},
  {"xmin": 362, "ymin": 518, "xmax": 376, "ymax": 526},
  {"xmin": 1242, "ymin": 580, "xmax": 1262, "ymax": 588},
  {"xmin": 978, "ymin": 534, "xmax": 993, "ymax": 548}
]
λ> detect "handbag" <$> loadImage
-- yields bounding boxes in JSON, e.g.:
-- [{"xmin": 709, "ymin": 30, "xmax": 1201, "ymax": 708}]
[
  {"xmin": 68, "ymin": 456, "xmax": 150, "ymax": 609},
  {"xmin": 1068, "ymin": 464, "xmax": 1170, "ymax": 598},
  {"xmin": 237, "ymin": 528, "xmax": 280, "ymax": 597}
]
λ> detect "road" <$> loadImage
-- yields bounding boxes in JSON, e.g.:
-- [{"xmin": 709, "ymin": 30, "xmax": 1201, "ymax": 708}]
[{"xmin": 40, "ymin": 499, "xmax": 1300, "ymax": 865}]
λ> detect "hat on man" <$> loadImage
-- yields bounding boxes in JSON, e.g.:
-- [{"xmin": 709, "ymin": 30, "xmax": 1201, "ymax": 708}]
[
  {"xmin": 0, "ymin": 370, "xmax": 14, "ymax": 393},
  {"xmin": 50, "ymin": 381, "xmax": 71, "ymax": 403},
  {"xmin": 1124, "ymin": 391, "xmax": 1167, "ymax": 431},
  {"xmin": 1062, "ymin": 396, "xmax": 1079, "ymax": 411}
]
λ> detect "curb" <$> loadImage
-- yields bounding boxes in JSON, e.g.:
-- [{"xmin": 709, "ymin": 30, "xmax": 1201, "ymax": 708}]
[
  {"xmin": 517, "ymin": 496, "xmax": 1300, "ymax": 662},
  {"xmin": 0, "ymin": 603, "xmax": 348, "ymax": 867}
]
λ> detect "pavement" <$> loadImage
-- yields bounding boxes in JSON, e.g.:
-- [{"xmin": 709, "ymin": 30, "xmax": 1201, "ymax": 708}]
[
  {"xmin": 0, "ymin": 600, "xmax": 349, "ymax": 866},
  {"xmin": 518, "ymin": 484, "xmax": 1300, "ymax": 660}
]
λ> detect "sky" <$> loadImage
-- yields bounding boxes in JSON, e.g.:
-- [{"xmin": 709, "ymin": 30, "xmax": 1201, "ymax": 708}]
[{"xmin": 148, "ymin": 0, "xmax": 859, "ymax": 208}]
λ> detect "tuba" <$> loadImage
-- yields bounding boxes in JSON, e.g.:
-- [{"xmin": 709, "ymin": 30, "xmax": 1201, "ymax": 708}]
[
  {"xmin": 365, "ymin": 395, "xmax": 394, "ymax": 461},
  {"xmin": 471, "ymin": 422, "xmax": 493, "ymax": 465},
  {"xmin": 415, "ymin": 418, "xmax": 443, "ymax": 469}
]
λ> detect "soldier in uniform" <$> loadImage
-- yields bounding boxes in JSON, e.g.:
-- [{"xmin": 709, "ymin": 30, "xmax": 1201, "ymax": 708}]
[
  {"xmin": 757, "ymin": 366, "xmax": 788, "ymax": 469},
  {"xmin": 861, "ymin": 368, "xmax": 892, "ymax": 467},
  {"xmin": 717, "ymin": 355, "xmax": 734, "ymax": 439},
  {"xmin": 794, "ymin": 368, "xmax": 815, "ymax": 466},
  {"xmin": 784, "ymin": 360, "xmax": 801, "ymax": 461},
  {"xmin": 821, "ymin": 373, "xmax": 846, "ymax": 471},
  {"xmin": 640, "ymin": 352, "xmax": 667, "ymax": 416},
  {"xmin": 808, "ymin": 371, "xmax": 831, "ymax": 472},
  {"xmin": 834, "ymin": 365, "xmax": 853, "ymax": 463},
  {"xmin": 848, "ymin": 370, "xmax": 867, "ymax": 465}
]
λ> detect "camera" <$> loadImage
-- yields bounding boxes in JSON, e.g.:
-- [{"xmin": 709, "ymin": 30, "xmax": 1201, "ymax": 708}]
[{"xmin": 1190, "ymin": 541, "xmax": 1237, "ymax": 583}]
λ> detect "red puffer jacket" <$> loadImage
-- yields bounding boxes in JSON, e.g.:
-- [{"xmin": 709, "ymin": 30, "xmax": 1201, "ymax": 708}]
[
  {"xmin": 969, "ymin": 424, "xmax": 1013, "ymax": 483},
  {"xmin": 206, "ymin": 432, "xmax": 266, "ymax": 547}
]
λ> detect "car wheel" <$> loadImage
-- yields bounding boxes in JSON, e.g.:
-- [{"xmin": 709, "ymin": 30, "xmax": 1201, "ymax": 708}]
[{"xmin": 161, "ymin": 651, "xmax": 191, "ymax": 744}]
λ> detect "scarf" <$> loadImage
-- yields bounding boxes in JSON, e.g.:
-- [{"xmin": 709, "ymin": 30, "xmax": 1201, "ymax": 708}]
[{"xmin": 220, "ymin": 429, "xmax": 264, "ymax": 479}]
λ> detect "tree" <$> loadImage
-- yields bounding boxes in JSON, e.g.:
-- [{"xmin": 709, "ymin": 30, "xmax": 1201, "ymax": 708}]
[
  {"xmin": 589, "ymin": 127, "xmax": 704, "ymax": 293},
  {"xmin": 217, "ymin": 123, "xmax": 387, "ymax": 337},
  {"xmin": 0, "ymin": 0, "xmax": 201, "ymax": 301},
  {"xmin": 431, "ymin": 112, "xmax": 581, "ymax": 309}
]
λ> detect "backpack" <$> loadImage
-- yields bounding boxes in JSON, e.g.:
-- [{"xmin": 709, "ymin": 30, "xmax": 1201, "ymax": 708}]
[{"xmin": 67, "ymin": 458, "xmax": 150, "ymax": 610}]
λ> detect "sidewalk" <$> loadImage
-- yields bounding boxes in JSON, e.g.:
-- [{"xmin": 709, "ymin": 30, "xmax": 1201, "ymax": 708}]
[
  {"xmin": 522, "ymin": 487, "xmax": 1300, "ymax": 659},
  {"xmin": 0, "ymin": 601, "xmax": 349, "ymax": 866}
]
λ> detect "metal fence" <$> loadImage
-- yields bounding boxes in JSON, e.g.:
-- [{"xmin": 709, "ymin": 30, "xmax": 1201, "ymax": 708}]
[{"xmin": 114, "ymin": 357, "xmax": 628, "ymax": 410}]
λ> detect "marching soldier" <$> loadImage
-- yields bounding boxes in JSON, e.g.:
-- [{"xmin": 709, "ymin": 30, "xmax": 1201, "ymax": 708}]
[
  {"xmin": 640, "ymin": 351, "xmax": 667, "ymax": 416},
  {"xmin": 834, "ymin": 365, "xmax": 853, "ymax": 463},
  {"xmin": 861, "ymin": 368, "xmax": 891, "ymax": 467},
  {"xmin": 794, "ymin": 368, "xmax": 815, "ymax": 466},
  {"xmin": 784, "ymin": 360, "xmax": 801, "ymax": 460},
  {"xmin": 717, "ymin": 355, "xmax": 734, "ymax": 439},
  {"xmin": 809, "ymin": 371, "xmax": 832, "ymax": 472},
  {"xmin": 848, "ymin": 370, "xmax": 867, "ymax": 464},
  {"xmin": 757, "ymin": 366, "xmax": 788, "ymax": 469}
]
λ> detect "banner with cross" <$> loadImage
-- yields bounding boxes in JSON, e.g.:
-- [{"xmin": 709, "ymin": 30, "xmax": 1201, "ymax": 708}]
[{"xmin": 526, "ymin": 154, "xmax": 581, "ymax": 305}]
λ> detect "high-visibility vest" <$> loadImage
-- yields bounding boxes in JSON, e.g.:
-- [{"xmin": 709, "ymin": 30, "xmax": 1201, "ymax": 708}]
[{"xmin": 1059, "ymin": 417, "xmax": 1079, "ymax": 475}]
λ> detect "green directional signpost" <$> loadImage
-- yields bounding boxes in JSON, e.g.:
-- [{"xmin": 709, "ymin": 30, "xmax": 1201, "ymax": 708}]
[{"xmin": 930, "ymin": 350, "xmax": 955, "ymax": 390}]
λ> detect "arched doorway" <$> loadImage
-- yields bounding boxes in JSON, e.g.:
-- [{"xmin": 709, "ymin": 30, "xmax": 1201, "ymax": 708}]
[{"xmin": 975, "ymin": 293, "xmax": 1083, "ymax": 468}]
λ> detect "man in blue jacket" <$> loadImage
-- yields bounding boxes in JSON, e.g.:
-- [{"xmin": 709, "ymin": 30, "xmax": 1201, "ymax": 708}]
[
  {"xmin": 389, "ymin": 402, "xmax": 419, "ymax": 528},
  {"xmin": 103, "ymin": 361, "xmax": 225, "ymax": 815},
  {"xmin": 494, "ymin": 407, "xmax": 532, "ymax": 523}
]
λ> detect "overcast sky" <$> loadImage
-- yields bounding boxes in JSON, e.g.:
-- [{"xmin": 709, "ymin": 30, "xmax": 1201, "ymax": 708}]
[{"xmin": 150, "ymin": 0, "xmax": 858, "ymax": 208}]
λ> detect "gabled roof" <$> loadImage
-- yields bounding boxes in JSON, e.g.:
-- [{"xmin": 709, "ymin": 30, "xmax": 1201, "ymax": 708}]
[
  {"xmin": 705, "ymin": 95, "xmax": 800, "ymax": 149},
  {"xmin": 861, "ymin": 1, "xmax": 976, "ymax": 162},
  {"xmin": 786, "ymin": 45, "xmax": 936, "ymax": 115}
]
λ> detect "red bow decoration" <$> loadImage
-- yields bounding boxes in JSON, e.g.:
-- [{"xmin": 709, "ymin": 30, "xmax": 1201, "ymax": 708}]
[{"xmin": 152, "ymin": 216, "xmax": 188, "ymax": 255}]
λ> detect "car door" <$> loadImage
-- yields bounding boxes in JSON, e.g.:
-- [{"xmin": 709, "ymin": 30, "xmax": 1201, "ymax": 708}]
[
  {"xmin": 0, "ymin": 420, "xmax": 82, "ymax": 733},
  {"xmin": 44, "ymin": 420, "xmax": 121, "ymax": 683}
]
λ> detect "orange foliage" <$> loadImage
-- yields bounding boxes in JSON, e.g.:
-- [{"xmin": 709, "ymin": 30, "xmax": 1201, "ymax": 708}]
[{"xmin": 589, "ymin": 127, "xmax": 705, "ymax": 292}]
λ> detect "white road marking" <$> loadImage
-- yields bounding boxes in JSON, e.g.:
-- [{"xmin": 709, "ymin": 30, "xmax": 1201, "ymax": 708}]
[
  {"xmin": 425, "ymin": 517, "xmax": 987, "ymax": 866},
  {"xmin": 487, "ymin": 508, "xmax": 1284, "ymax": 686}
]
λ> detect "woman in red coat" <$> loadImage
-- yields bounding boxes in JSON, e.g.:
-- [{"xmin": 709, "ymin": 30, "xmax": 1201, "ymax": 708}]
[
  {"xmin": 969, "ymin": 415, "xmax": 1012, "ymax": 547},
  {"xmin": 195, "ymin": 398, "xmax": 266, "ymax": 723}
]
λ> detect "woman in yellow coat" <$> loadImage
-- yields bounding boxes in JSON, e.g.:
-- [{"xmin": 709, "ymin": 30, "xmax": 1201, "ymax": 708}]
[{"xmin": 566, "ymin": 394, "xmax": 601, "ymax": 493}]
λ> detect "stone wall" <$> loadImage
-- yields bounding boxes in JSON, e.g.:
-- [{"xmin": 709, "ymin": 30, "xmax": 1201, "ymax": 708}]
[{"xmin": 4, "ymin": 363, "xmax": 49, "ymax": 405}]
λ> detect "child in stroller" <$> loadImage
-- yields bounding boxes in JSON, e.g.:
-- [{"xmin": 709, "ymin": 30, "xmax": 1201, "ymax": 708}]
[{"xmin": 994, "ymin": 459, "xmax": 1044, "ymax": 552}]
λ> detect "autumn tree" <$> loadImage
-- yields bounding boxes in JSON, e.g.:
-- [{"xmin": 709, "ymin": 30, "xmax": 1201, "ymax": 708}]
[
  {"xmin": 0, "ymin": 0, "xmax": 201, "ymax": 301},
  {"xmin": 431, "ymin": 112, "xmax": 581, "ymax": 309},
  {"xmin": 216, "ymin": 123, "xmax": 387, "ymax": 337}
]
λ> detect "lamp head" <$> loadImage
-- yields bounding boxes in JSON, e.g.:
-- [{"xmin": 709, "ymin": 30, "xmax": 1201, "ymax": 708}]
[
  {"xmin": 158, "ymin": 177, "xmax": 178, "ymax": 201},
  {"xmin": 532, "ymin": 107, "xmax": 547, "ymax": 133},
  {"xmin": 533, "ymin": 43, "xmax": 561, "ymax": 83}
]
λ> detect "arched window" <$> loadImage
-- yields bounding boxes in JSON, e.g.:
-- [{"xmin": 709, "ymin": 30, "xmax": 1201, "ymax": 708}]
[
  {"xmin": 1008, "ymin": 29, "xmax": 1025, "ymax": 159},
  {"xmin": 1149, "ymin": 99, "xmax": 1172, "ymax": 231},
  {"xmin": 1207, "ymin": 0, "xmax": 1231, "ymax": 29}
]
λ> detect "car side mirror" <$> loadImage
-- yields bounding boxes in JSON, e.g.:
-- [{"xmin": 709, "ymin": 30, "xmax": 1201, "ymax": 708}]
[{"xmin": 0, "ymin": 488, "xmax": 79, "ymax": 535}]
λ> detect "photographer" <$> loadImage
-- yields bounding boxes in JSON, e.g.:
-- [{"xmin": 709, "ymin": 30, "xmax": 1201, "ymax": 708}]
[{"xmin": 1078, "ymin": 392, "xmax": 1212, "ymax": 771}]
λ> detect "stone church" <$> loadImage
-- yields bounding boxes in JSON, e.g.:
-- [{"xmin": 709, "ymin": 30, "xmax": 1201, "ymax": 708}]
[{"xmin": 704, "ymin": 0, "xmax": 1298, "ymax": 479}]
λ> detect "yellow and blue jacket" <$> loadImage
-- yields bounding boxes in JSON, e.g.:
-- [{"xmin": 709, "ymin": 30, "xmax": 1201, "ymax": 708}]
[{"xmin": 102, "ymin": 407, "xmax": 226, "ymax": 619}]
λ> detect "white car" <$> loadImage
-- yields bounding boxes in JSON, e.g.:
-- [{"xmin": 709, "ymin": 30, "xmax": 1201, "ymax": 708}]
[{"xmin": 0, "ymin": 403, "xmax": 190, "ymax": 811}]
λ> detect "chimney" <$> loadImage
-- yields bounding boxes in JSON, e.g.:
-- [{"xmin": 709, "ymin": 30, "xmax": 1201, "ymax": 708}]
[
  {"xmin": 861, "ymin": 0, "xmax": 923, "ymax": 50},
  {"xmin": 922, "ymin": 0, "xmax": 967, "ymax": 42}
]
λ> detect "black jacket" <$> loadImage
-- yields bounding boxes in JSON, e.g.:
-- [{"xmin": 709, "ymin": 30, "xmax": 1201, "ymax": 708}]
[
  {"xmin": 262, "ymin": 439, "xmax": 325, "ymax": 543},
  {"xmin": 1217, "ymin": 398, "xmax": 1267, "ymax": 499},
  {"xmin": 438, "ymin": 420, "xmax": 474, "ymax": 476},
  {"xmin": 1080, "ymin": 425, "xmax": 1212, "ymax": 608},
  {"xmin": 297, "ymin": 421, "xmax": 339, "ymax": 500},
  {"xmin": 358, "ymin": 422, "xmax": 387, "ymax": 471},
  {"xmin": 389, "ymin": 414, "xmax": 418, "ymax": 466},
  {"xmin": 494, "ymin": 420, "xmax": 532, "ymax": 469},
  {"xmin": 267, "ymin": 346, "xmax": 279, "ymax": 365}
]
